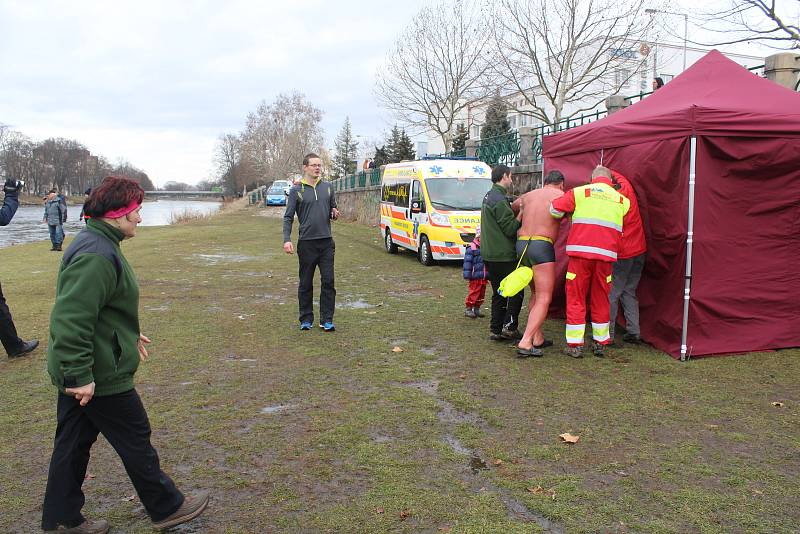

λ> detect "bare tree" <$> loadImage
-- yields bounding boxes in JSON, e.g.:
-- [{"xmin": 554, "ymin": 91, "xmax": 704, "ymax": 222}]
[
  {"xmin": 0, "ymin": 131, "xmax": 35, "ymax": 190},
  {"xmin": 214, "ymin": 133, "xmax": 242, "ymax": 195},
  {"xmin": 696, "ymin": 0, "xmax": 799, "ymax": 49},
  {"xmin": 374, "ymin": 0, "xmax": 492, "ymax": 152},
  {"xmin": 240, "ymin": 92, "xmax": 324, "ymax": 184},
  {"xmin": 490, "ymin": 0, "xmax": 652, "ymax": 127}
]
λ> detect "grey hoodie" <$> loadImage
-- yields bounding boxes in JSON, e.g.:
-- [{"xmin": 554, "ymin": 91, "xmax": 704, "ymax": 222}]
[{"xmin": 282, "ymin": 179, "xmax": 337, "ymax": 242}]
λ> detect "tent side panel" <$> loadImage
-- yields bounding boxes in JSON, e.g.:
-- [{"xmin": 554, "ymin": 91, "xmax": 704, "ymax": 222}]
[
  {"xmin": 687, "ymin": 136, "xmax": 800, "ymax": 356},
  {"xmin": 543, "ymin": 137, "xmax": 690, "ymax": 357}
]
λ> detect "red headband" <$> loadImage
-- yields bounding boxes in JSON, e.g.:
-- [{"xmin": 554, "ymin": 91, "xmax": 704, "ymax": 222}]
[{"xmin": 103, "ymin": 199, "xmax": 141, "ymax": 219}]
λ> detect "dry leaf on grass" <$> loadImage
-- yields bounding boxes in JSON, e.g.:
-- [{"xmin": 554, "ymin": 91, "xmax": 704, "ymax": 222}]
[
  {"xmin": 559, "ymin": 432, "xmax": 580, "ymax": 444},
  {"xmin": 438, "ymin": 527, "xmax": 452, "ymax": 532},
  {"xmin": 375, "ymin": 507, "xmax": 384, "ymax": 514},
  {"xmin": 84, "ymin": 473, "xmax": 95, "ymax": 480},
  {"xmin": 458, "ymin": 373, "xmax": 467, "ymax": 379},
  {"xmin": 527, "ymin": 486, "xmax": 557, "ymax": 499},
  {"xmin": 391, "ymin": 346, "xmax": 404, "ymax": 353},
  {"xmin": 771, "ymin": 401, "xmax": 784, "ymax": 407},
  {"xmin": 494, "ymin": 459, "xmax": 504, "ymax": 466},
  {"xmin": 399, "ymin": 509, "xmax": 411, "ymax": 520}
]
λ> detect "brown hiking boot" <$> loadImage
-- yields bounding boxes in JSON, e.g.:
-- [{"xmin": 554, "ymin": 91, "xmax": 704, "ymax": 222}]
[
  {"xmin": 44, "ymin": 518, "xmax": 109, "ymax": 533},
  {"xmin": 564, "ymin": 346, "xmax": 583, "ymax": 359},
  {"xmin": 152, "ymin": 491, "xmax": 210, "ymax": 529}
]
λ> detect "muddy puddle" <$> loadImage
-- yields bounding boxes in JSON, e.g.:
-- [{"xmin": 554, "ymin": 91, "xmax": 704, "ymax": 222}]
[
  {"xmin": 260, "ymin": 404, "xmax": 299, "ymax": 414},
  {"xmin": 402, "ymin": 376, "xmax": 564, "ymax": 532},
  {"xmin": 336, "ymin": 298, "xmax": 378, "ymax": 309},
  {"xmin": 193, "ymin": 253, "xmax": 257, "ymax": 265}
]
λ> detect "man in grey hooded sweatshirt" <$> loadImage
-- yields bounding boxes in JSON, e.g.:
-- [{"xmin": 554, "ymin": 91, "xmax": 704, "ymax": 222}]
[{"xmin": 283, "ymin": 153, "xmax": 339, "ymax": 332}]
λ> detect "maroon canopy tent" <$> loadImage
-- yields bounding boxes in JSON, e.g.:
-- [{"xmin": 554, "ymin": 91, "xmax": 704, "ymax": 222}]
[{"xmin": 543, "ymin": 50, "xmax": 800, "ymax": 360}]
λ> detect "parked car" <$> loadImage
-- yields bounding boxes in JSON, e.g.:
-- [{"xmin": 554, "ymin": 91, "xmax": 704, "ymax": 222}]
[{"xmin": 265, "ymin": 184, "xmax": 288, "ymax": 206}]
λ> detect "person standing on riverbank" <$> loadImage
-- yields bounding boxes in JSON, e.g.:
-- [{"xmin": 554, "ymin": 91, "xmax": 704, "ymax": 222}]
[
  {"xmin": 42, "ymin": 189, "xmax": 67, "ymax": 251},
  {"xmin": 1, "ymin": 178, "xmax": 39, "ymax": 359},
  {"xmin": 283, "ymin": 153, "xmax": 339, "ymax": 332},
  {"xmin": 41, "ymin": 176, "xmax": 209, "ymax": 532}
]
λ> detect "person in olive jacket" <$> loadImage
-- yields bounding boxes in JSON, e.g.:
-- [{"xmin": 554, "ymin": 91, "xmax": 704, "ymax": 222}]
[
  {"xmin": 41, "ymin": 176, "xmax": 209, "ymax": 534},
  {"xmin": 480, "ymin": 165, "xmax": 523, "ymax": 341}
]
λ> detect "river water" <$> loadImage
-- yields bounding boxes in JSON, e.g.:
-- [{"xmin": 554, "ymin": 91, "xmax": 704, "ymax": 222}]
[{"xmin": 0, "ymin": 200, "xmax": 221, "ymax": 248}]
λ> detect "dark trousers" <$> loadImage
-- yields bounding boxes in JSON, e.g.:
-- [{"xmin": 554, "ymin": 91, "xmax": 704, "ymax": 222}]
[
  {"xmin": 297, "ymin": 237, "xmax": 336, "ymax": 325},
  {"xmin": 41, "ymin": 390, "xmax": 184, "ymax": 529},
  {"xmin": 0, "ymin": 281, "xmax": 24, "ymax": 355},
  {"xmin": 485, "ymin": 260, "xmax": 524, "ymax": 334}
]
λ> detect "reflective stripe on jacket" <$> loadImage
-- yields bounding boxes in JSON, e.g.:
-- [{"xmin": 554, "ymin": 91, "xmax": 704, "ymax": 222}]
[
  {"xmin": 550, "ymin": 177, "xmax": 630, "ymax": 262},
  {"xmin": 611, "ymin": 171, "xmax": 647, "ymax": 259}
]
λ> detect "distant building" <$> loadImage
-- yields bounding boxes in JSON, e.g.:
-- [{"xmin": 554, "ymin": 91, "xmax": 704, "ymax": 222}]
[{"xmin": 425, "ymin": 42, "xmax": 763, "ymax": 155}]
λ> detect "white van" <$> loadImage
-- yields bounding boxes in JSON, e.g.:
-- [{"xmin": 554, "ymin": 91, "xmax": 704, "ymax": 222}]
[{"xmin": 380, "ymin": 159, "xmax": 493, "ymax": 265}]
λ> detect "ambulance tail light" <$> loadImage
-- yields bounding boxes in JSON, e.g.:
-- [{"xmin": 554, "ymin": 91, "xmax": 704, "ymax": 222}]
[{"xmin": 430, "ymin": 213, "xmax": 451, "ymax": 227}]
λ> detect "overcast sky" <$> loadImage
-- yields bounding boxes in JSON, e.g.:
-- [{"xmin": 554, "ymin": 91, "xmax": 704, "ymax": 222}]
[
  {"xmin": 0, "ymin": 0, "xmax": 430, "ymax": 186},
  {"xmin": 0, "ymin": 0, "xmax": 791, "ymax": 187}
]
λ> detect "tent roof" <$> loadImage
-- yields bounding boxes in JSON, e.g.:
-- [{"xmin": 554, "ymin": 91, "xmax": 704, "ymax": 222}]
[{"xmin": 544, "ymin": 50, "xmax": 800, "ymax": 157}]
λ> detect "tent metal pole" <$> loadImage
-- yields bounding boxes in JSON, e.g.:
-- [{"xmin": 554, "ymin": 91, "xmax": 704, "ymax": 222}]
[{"xmin": 680, "ymin": 136, "xmax": 698, "ymax": 361}]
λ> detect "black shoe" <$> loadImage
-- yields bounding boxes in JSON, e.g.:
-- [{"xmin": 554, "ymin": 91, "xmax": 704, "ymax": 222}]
[
  {"xmin": 501, "ymin": 328, "xmax": 523, "ymax": 340},
  {"xmin": 8, "ymin": 339, "xmax": 38, "ymax": 358},
  {"xmin": 592, "ymin": 342, "xmax": 606, "ymax": 358},
  {"xmin": 623, "ymin": 333, "xmax": 641, "ymax": 344},
  {"xmin": 489, "ymin": 332, "xmax": 505, "ymax": 341}
]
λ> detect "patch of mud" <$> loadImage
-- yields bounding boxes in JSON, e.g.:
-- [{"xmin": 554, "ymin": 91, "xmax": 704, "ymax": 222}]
[
  {"xmin": 222, "ymin": 354, "xmax": 256, "ymax": 362},
  {"xmin": 260, "ymin": 404, "xmax": 299, "ymax": 414},
  {"xmin": 444, "ymin": 435, "xmax": 471, "ymax": 455},
  {"xmin": 438, "ymin": 400, "xmax": 485, "ymax": 426},
  {"xmin": 221, "ymin": 271, "xmax": 272, "ymax": 279},
  {"xmin": 407, "ymin": 379, "xmax": 440, "ymax": 395},
  {"xmin": 336, "ymin": 298, "xmax": 377, "ymax": 309},
  {"xmin": 402, "ymin": 375, "xmax": 564, "ymax": 532},
  {"xmin": 193, "ymin": 253, "xmax": 255, "ymax": 265}
]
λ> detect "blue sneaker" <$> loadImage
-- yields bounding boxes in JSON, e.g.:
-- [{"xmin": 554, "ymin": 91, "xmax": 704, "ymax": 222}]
[
  {"xmin": 319, "ymin": 322, "xmax": 335, "ymax": 332},
  {"xmin": 300, "ymin": 322, "xmax": 313, "ymax": 331}
]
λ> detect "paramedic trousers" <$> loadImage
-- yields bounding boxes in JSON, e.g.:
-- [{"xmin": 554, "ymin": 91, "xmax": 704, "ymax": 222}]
[
  {"xmin": 465, "ymin": 279, "xmax": 487, "ymax": 308},
  {"xmin": 0, "ymin": 281, "xmax": 25, "ymax": 356},
  {"xmin": 297, "ymin": 237, "xmax": 336, "ymax": 325},
  {"xmin": 565, "ymin": 257, "xmax": 613, "ymax": 347},
  {"xmin": 42, "ymin": 390, "xmax": 184, "ymax": 530},
  {"xmin": 484, "ymin": 260, "xmax": 523, "ymax": 334},
  {"xmin": 609, "ymin": 253, "xmax": 645, "ymax": 339}
]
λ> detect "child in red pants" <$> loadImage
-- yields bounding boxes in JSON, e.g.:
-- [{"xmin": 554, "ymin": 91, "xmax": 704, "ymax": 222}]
[{"xmin": 463, "ymin": 229, "xmax": 488, "ymax": 318}]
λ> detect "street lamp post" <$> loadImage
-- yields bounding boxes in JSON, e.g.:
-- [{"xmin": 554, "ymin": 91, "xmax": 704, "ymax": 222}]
[{"xmin": 645, "ymin": 8, "xmax": 688, "ymax": 72}]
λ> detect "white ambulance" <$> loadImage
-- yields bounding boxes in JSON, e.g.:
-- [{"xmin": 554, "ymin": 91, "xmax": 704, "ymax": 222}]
[{"xmin": 379, "ymin": 159, "xmax": 493, "ymax": 265}]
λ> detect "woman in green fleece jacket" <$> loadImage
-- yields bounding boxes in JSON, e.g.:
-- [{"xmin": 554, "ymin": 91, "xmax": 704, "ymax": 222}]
[{"xmin": 41, "ymin": 176, "xmax": 209, "ymax": 534}]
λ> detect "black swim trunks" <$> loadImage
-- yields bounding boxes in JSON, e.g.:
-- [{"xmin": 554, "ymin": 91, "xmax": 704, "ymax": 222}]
[{"xmin": 516, "ymin": 236, "xmax": 556, "ymax": 266}]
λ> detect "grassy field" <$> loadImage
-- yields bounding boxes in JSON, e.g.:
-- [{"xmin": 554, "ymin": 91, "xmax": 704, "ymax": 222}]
[{"xmin": 0, "ymin": 205, "xmax": 797, "ymax": 533}]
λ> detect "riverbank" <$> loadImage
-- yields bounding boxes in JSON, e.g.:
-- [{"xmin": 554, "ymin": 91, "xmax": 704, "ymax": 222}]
[{"xmin": 1, "ymin": 205, "xmax": 797, "ymax": 532}]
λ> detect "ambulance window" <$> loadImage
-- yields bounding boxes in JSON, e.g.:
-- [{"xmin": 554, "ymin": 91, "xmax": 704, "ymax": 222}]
[{"xmin": 412, "ymin": 181, "xmax": 425, "ymax": 212}]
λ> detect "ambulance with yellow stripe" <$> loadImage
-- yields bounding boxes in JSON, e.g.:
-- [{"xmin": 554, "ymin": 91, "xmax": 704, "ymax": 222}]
[{"xmin": 380, "ymin": 159, "xmax": 493, "ymax": 265}]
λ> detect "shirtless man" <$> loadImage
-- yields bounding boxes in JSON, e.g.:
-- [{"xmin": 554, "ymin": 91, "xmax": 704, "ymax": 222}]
[{"xmin": 510, "ymin": 170, "xmax": 565, "ymax": 357}]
